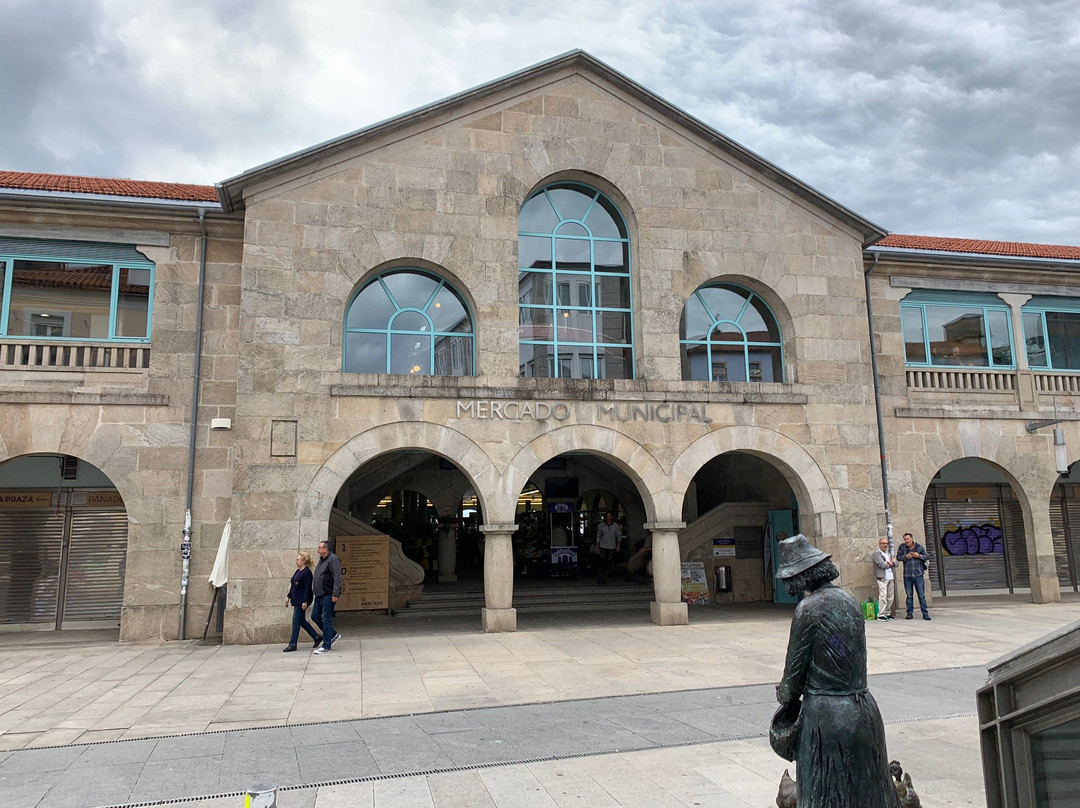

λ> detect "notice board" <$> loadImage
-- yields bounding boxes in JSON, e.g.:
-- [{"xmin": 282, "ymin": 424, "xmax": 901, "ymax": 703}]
[{"xmin": 336, "ymin": 535, "xmax": 390, "ymax": 611}]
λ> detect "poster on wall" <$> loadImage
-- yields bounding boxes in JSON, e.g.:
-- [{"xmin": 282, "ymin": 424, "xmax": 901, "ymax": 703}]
[
  {"xmin": 681, "ymin": 561, "xmax": 710, "ymax": 606},
  {"xmin": 336, "ymin": 535, "xmax": 390, "ymax": 611}
]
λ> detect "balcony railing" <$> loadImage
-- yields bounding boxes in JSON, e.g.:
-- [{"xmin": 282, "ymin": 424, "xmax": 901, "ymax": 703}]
[
  {"xmin": 1033, "ymin": 373, "xmax": 1080, "ymax": 394},
  {"xmin": 905, "ymin": 368, "xmax": 1016, "ymax": 391},
  {"xmin": 0, "ymin": 340, "xmax": 150, "ymax": 370}
]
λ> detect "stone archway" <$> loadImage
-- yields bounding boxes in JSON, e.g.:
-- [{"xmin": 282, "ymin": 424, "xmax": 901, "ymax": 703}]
[
  {"xmin": 298, "ymin": 421, "xmax": 499, "ymax": 548},
  {"xmin": 670, "ymin": 426, "xmax": 839, "ymax": 541}
]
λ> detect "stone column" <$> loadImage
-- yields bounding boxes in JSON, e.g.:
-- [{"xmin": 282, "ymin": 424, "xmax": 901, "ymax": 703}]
[
  {"xmin": 1000, "ymin": 293, "xmax": 1034, "ymax": 407},
  {"xmin": 437, "ymin": 522, "xmax": 458, "ymax": 582},
  {"xmin": 480, "ymin": 524, "xmax": 517, "ymax": 632},
  {"xmin": 1026, "ymin": 489, "xmax": 1063, "ymax": 604},
  {"xmin": 645, "ymin": 522, "xmax": 688, "ymax": 625}
]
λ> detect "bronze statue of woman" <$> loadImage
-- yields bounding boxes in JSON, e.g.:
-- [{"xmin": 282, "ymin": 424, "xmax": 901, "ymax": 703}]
[{"xmin": 772, "ymin": 535, "xmax": 902, "ymax": 807}]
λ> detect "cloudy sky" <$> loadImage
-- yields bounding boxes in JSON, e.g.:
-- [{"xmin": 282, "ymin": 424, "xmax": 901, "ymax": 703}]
[{"xmin": 2, "ymin": 0, "xmax": 1078, "ymax": 244}]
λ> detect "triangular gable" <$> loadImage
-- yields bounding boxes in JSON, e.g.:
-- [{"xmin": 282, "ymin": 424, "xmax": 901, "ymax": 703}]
[{"xmin": 216, "ymin": 50, "xmax": 886, "ymax": 245}]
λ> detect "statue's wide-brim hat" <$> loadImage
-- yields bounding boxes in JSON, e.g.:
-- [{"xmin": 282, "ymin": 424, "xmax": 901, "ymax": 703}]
[{"xmin": 775, "ymin": 534, "xmax": 830, "ymax": 579}]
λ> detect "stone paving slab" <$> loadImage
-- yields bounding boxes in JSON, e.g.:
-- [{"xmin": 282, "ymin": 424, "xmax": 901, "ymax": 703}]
[{"xmin": 0, "ymin": 666, "xmax": 979, "ymax": 807}]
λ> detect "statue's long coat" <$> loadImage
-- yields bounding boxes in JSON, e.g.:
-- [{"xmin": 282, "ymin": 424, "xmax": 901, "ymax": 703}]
[{"xmin": 777, "ymin": 583, "xmax": 902, "ymax": 808}]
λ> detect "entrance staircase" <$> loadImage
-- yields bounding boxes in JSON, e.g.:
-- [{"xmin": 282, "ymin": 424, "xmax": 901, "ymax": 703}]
[{"xmin": 397, "ymin": 579, "xmax": 654, "ymax": 618}]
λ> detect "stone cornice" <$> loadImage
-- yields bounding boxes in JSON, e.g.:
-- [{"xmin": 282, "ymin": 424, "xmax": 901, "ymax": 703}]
[{"xmin": 0, "ymin": 390, "xmax": 169, "ymax": 405}]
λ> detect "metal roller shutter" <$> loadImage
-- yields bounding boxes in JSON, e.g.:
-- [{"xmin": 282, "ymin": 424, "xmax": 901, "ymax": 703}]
[
  {"xmin": 1001, "ymin": 496, "xmax": 1029, "ymax": 589},
  {"xmin": 932, "ymin": 494, "xmax": 1009, "ymax": 591},
  {"xmin": 1066, "ymin": 494, "xmax": 1080, "ymax": 592},
  {"xmin": 0, "ymin": 508, "xmax": 64, "ymax": 624},
  {"xmin": 1049, "ymin": 488, "xmax": 1075, "ymax": 590},
  {"xmin": 923, "ymin": 496, "xmax": 940, "ymax": 592},
  {"xmin": 61, "ymin": 509, "xmax": 127, "ymax": 624}
]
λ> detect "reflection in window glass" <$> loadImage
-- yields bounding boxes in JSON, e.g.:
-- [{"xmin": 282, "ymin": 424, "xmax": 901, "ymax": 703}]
[
  {"xmin": 680, "ymin": 284, "xmax": 783, "ymax": 382},
  {"xmin": 901, "ymin": 297, "xmax": 1014, "ymax": 369},
  {"xmin": 1030, "ymin": 714, "xmax": 1080, "ymax": 806},
  {"xmin": 1024, "ymin": 312, "xmax": 1048, "ymax": 368},
  {"xmin": 518, "ymin": 183, "xmax": 632, "ymax": 378},
  {"xmin": 3, "ymin": 257, "xmax": 154, "ymax": 342},
  {"xmin": 1026, "ymin": 309, "xmax": 1080, "ymax": 371},
  {"xmin": 344, "ymin": 270, "xmax": 474, "ymax": 375},
  {"xmin": 902, "ymin": 307, "xmax": 927, "ymax": 363}
]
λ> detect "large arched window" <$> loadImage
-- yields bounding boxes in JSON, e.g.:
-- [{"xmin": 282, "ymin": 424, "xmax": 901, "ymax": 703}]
[
  {"xmin": 343, "ymin": 269, "xmax": 474, "ymax": 375},
  {"xmin": 518, "ymin": 183, "xmax": 633, "ymax": 379},
  {"xmin": 680, "ymin": 284, "xmax": 783, "ymax": 382}
]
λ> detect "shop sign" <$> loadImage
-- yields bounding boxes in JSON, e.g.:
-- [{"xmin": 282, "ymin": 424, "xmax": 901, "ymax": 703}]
[
  {"xmin": 336, "ymin": 535, "xmax": 390, "ymax": 611},
  {"xmin": 0, "ymin": 492, "xmax": 52, "ymax": 508},
  {"xmin": 713, "ymin": 538, "xmax": 736, "ymax": 558},
  {"xmin": 946, "ymin": 486, "xmax": 991, "ymax": 500},
  {"xmin": 456, "ymin": 400, "xmax": 711, "ymax": 424},
  {"xmin": 82, "ymin": 491, "xmax": 124, "ymax": 507}
]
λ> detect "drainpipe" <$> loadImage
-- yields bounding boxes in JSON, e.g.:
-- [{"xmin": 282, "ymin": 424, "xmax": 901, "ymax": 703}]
[
  {"xmin": 864, "ymin": 252, "xmax": 893, "ymax": 554},
  {"xmin": 179, "ymin": 208, "xmax": 209, "ymax": 640}
]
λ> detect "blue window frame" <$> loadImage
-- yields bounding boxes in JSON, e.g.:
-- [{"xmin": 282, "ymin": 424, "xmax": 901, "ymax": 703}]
[
  {"xmin": 0, "ymin": 237, "xmax": 154, "ymax": 342},
  {"xmin": 343, "ymin": 269, "xmax": 474, "ymax": 375},
  {"xmin": 901, "ymin": 291, "xmax": 1014, "ymax": 369},
  {"xmin": 518, "ymin": 183, "xmax": 633, "ymax": 379},
  {"xmin": 680, "ymin": 284, "xmax": 784, "ymax": 382},
  {"xmin": 1023, "ymin": 297, "xmax": 1080, "ymax": 372}
]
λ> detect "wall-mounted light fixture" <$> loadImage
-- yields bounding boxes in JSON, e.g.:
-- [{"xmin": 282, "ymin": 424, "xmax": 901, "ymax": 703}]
[{"xmin": 1026, "ymin": 419, "xmax": 1070, "ymax": 475}]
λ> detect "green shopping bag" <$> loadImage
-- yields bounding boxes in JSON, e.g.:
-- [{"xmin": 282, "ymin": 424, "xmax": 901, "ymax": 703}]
[{"xmin": 862, "ymin": 600, "xmax": 877, "ymax": 620}]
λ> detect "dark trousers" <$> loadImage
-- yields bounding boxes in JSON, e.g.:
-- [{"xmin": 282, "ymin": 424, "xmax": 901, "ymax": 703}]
[
  {"xmin": 904, "ymin": 575, "xmax": 929, "ymax": 617},
  {"xmin": 596, "ymin": 548, "xmax": 615, "ymax": 583},
  {"xmin": 289, "ymin": 603, "xmax": 319, "ymax": 646},
  {"xmin": 311, "ymin": 595, "xmax": 335, "ymax": 649}
]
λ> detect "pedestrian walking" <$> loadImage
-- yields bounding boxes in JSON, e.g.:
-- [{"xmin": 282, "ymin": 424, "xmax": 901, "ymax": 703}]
[
  {"xmin": 595, "ymin": 511, "xmax": 622, "ymax": 585},
  {"xmin": 898, "ymin": 532, "xmax": 931, "ymax": 620},
  {"xmin": 311, "ymin": 540, "xmax": 342, "ymax": 654},
  {"xmin": 871, "ymin": 538, "xmax": 896, "ymax": 620},
  {"xmin": 283, "ymin": 551, "xmax": 321, "ymax": 652}
]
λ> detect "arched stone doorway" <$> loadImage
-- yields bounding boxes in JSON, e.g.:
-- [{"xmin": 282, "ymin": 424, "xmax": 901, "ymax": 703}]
[
  {"xmin": 679, "ymin": 450, "xmax": 800, "ymax": 605},
  {"xmin": 0, "ymin": 453, "xmax": 128, "ymax": 629},
  {"xmin": 922, "ymin": 458, "xmax": 1031, "ymax": 594}
]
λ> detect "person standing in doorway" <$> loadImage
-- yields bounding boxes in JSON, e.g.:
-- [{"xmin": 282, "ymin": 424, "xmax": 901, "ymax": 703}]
[
  {"xmin": 311, "ymin": 540, "xmax": 343, "ymax": 654},
  {"xmin": 283, "ymin": 551, "xmax": 322, "ymax": 652},
  {"xmin": 871, "ymin": 538, "xmax": 896, "ymax": 620},
  {"xmin": 595, "ymin": 511, "xmax": 622, "ymax": 585},
  {"xmin": 899, "ymin": 532, "xmax": 931, "ymax": 620}
]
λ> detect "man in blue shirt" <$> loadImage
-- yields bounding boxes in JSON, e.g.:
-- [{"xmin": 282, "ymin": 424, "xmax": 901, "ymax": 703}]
[{"xmin": 898, "ymin": 532, "xmax": 931, "ymax": 620}]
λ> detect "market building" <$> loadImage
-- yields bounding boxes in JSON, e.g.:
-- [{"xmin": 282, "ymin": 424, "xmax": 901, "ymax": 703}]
[{"xmin": 0, "ymin": 51, "xmax": 1076, "ymax": 642}]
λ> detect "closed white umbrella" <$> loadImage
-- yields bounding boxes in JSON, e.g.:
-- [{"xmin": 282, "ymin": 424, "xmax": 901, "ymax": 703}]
[{"xmin": 209, "ymin": 518, "xmax": 230, "ymax": 587}]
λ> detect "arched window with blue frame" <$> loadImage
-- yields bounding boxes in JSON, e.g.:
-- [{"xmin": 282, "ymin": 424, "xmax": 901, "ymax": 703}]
[
  {"xmin": 680, "ymin": 283, "xmax": 784, "ymax": 382},
  {"xmin": 900, "ymin": 291, "xmax": 1014, "ymax": 368},
  {"xmin": 518, "ymin": 183, "xmax": 633, "ymax": 379},
  {"xmin": 343, "ymin": 269, "xmax": 474, "ymax": 375}
]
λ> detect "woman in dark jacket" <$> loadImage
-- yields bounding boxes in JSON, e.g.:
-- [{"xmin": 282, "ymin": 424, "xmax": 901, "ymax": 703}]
[{"xmin": 284, "ymin": 551, "xmax": 322, "ymax": 652}]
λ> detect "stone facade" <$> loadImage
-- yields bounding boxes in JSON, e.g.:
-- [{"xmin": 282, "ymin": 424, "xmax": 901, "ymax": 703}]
[{"xmin": 1, "ymin": 52, "xmax": 1075, "ymax": 642}]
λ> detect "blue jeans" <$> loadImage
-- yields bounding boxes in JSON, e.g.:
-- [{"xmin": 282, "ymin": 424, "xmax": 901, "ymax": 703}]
[
  {"xmin": 289, "ymin": 603, "xmax": 319, "ymax": 646},
  {"xmin": 904, "ymin": 575, "xmax": 929, "ymax": 617},
  {"xmin": 311, "ymin": 595, "xmax": 335, "ymax": 649}
]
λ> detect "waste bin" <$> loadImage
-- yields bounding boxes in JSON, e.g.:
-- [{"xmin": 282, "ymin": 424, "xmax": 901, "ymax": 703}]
[{"xmin": 715, "ymin": 565, "xmax": 732, "ymax": 594}]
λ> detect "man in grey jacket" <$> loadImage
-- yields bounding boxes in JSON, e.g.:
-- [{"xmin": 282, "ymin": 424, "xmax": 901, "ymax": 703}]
[
  {"xmin": 311, "ymin": 540, "xmax": 343, "ymax": 654},
  {"xmin": 871, "ymin": 537, "xmax": 896, "ymax": 620}
]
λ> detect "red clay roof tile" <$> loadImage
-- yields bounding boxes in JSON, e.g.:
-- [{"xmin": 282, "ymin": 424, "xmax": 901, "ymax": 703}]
[
  {"xmin": 0, "ymin": 171, "xmax": 218, "ymax": 203},
  {"xmin": 877, "ymin": 234, "xmax": 1080, "ymax": 261}
]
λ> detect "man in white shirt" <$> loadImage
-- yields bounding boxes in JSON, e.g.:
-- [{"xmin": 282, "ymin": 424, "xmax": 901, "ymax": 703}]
[{"xmin": 871, "ymin": 537, "xmax": 896, "ymax": 620}]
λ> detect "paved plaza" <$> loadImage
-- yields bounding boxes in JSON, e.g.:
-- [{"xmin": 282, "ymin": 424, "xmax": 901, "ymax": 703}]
[{"xmin": 2, "ymin": 596, "xmax": 1079, "ymax": 806}]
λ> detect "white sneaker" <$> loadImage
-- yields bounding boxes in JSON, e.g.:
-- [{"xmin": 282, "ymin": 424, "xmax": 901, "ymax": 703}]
[
  {"xmin": 876, "ymin": 614, "xmax": 889, "ymax": 620},
  {"xmin": 313, "ymin": 646, "xmax": 331, "ymax": 655},
  {"xmin": 331, "ymin": 632, "xmax": 342, "ymax": 646}
]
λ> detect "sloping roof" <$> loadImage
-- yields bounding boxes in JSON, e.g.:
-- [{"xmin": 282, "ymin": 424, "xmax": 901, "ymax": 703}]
[
  {"xmin": 0, "ymin": 171, "xmax": 219, "ymax": 203},
  {"xmin": 216, "ymin": 50, "xmax": 886, "ymax": 245},
  {"xmin": 876, "ymin": 234, "xmax": 1080, "ymax": 262}
]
